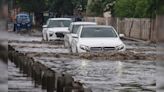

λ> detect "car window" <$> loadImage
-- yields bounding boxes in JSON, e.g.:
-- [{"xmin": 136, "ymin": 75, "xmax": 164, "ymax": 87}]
[
  {"xmin": 72, "ymin": 24, "xmax": 96, "ymax": 33},
  {"xmin": 47, "ymin": 20, "xmax": 71, "ymax": 28},
  {"xmin": 16, "ymin": 14, "xmax": 30, "ymax": 23},
  {"xmin": 81, "ymin": 27, "xmax": 118, "ymax": 38},
  {"xmin": 72, "ymin": 25, "xmax": 81, "ymax": 33}
]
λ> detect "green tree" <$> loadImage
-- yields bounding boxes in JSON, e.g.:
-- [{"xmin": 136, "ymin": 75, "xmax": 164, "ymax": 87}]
[
  {"xmin": 16, "ymin": 0, "xmax": 47, "ymax": 12},
  {"xmin": 114, "ymin": 0, "xmax": 157, "ymax": 18},
  {"xmin": 87, "ymin": 0, "xmax": 116, "ymax": 16},
  {"xmin": 48, "ymin": 0, "xmax": 88, "ymax": 16},
  {"xmin": 157, "ymin": 0, "xmax": 164, "ymax": 15}
]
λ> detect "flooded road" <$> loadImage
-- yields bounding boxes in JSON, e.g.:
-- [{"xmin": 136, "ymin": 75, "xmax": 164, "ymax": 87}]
[
  {"xmin": 6, "ymin": 30, "xmax": 158, "ymax": 92},
  {"xmin": 36, "ymin": 57, "xmax": 156, "ymax": 92},
  {"xmin": 8, "ymin": 60, "xmax": 47, "ymax": 92}
]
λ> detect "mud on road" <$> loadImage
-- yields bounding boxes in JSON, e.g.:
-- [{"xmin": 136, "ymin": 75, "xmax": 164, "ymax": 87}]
[{"xmin": 7, "ymin": 30, "xmax": 157, "ymax": 92}]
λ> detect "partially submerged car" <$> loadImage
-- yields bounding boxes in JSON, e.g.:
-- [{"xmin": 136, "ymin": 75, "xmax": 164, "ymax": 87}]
[
  {"xmin": 64, "ymin": 22, "xmax": 97, "ymax": 48},
  {"xmin": 14, "ymin": 13, "xmax": 32, "ymax": 32},
  {"xmin": 42, "ymin": 18, "xmax": 72, "ymax": 41},
  {"xmin": 71, "ymin": 25, "xmax": 126, "ymax": 53}
]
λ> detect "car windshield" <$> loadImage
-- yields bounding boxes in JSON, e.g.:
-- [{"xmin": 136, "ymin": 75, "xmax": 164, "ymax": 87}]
[
  {"xmin": 72, "ymin": 24, "xmax": 96, "ymax": 33},
  {"xmin": 47, "ymin": 20, "xmax": 71, "ymax": 28},
  {"xmin": 81, "ymin": 27, "xmax": 118, "ymax": 38},
  {"xmin": 16, "ymin": 14, "xmax": 30, "ymax": 23}
]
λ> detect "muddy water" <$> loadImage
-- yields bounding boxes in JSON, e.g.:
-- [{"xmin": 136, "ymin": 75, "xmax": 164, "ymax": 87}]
[
  {"xmin": 7, "ymin": 30, "xmax": 157, "ymax": 92},
  {"xmin": 157, "ymin": 61, "xmax": 164, "ymax": 92},
  {"xmin": 0, "ymin": 60, "xmax": 7, "ymax": 92},
  {"xmin": 36, "ymin": 57, "xmax": 156, "ymax": 92},
  {"xmin": 8, "ymin": 60, "xmax": 47, "ymax": 92}
]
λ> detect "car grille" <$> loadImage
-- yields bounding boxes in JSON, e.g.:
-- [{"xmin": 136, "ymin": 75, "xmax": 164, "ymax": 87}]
[
  {"xmin": 55, "ymin": 32, "xmax": 65, "ymax": 38},
  {"xmin": 104, "ymin": 47, "xmax": 115, "ymax": 51},
  {"xmin": 90, "ymin": 47, "xmax": 115, "ymax": 52}
]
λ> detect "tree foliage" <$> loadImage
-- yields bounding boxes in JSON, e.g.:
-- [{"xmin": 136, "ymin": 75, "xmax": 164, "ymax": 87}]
[
  {"xmin": 114, "ymin": 0, "xmax": 157, "ymax": 18},
  {"xmin": 157, "ymin": 0, "xmax": 164, "ymax": 15},
  {"xmin": 15, "ymin": 0, "xmax": 88, "ymax": 15},
  {"xmin": 16, "ymin": 0, "xmax": 47, "ymax": 12},
  {"xmin": 87, "ymin": 0, "xmax": 115, "ymax": 16}
]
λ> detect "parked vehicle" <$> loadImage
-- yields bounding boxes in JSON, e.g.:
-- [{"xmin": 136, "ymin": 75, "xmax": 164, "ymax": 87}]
[
  {"xmin": 42, "ymin": 18, "xmax": 72, "ymax": 41},
  {"xmin": 14, "ymin": 13, "xmax": 32, "ymax": 32},
  {"xmin": 64, "ymin": 22, "xmax": 97, "ymax": 48},
  {"xmin": 71, "ymin": 25, "xmax": 126, "ymax": 53}
]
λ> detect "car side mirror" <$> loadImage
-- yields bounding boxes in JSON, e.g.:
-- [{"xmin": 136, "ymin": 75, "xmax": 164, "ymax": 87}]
[
  {"xmin": 119, "ymin": 34, "xmax": 125, "ymax": 38},
  {"xmin": 72, "ymin": 34, "xmax": 78, "ymax": 38},
  {"xmin": 43, "ymin": 25, "xmax": 47, "ymax": 28}
]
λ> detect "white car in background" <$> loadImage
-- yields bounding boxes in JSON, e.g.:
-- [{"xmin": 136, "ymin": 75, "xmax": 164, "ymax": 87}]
[
  {"xmin": 64, "ymin": 22, "xmax": 97, "ymax": 48},
  {"xmin": 42, "ymin": 18, "xmax": 72, "ymax": 41},
  {"xmin": 71, "ymin": 25, "xmax": 126, "ymax": 53}
]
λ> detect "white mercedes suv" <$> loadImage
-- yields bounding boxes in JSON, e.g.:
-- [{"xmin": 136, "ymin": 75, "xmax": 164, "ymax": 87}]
[
  {"xmin": 71, "ymin": 25, "xmax": 126, "ymax": 53},
  {"xmin": 42, "ymin": 18, "xmax": 72, "ymax": 41}
]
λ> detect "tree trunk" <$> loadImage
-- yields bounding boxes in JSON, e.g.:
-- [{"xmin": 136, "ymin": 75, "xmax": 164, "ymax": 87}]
[{"xmin": 128, "ymin": 19, "xmax": 134, "ymax": 37}]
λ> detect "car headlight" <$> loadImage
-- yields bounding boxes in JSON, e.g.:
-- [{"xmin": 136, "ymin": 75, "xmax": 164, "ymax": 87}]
[
  {"xmin": 48, "ymin": 31, "xmax": 54, "ymax": 36},
  {"xmin": 116, "ymin": 44, "xmax": 125, "ymax": 50},
  {"xmin": 80, "ymin": 45, "xmax": 90, "ymax": 51}
]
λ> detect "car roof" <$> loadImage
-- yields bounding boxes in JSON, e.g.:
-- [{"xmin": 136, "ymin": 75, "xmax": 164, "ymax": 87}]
[
  {"xmin": 82, "ymin": 25, "xmax": 114, "ymax": 28},
  {"xmin": 49, "ymin": 18, "xmax": 72, "ymax": 20},
  {"xmin": 17, "ymin": 13, "xmax": 29, "ymax": 17},
  {"xmin": 71, "ymin": 22, "xmax": 97, "ymax": 25}
]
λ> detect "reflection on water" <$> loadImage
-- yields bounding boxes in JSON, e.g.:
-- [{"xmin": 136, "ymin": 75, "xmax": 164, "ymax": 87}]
[
  {"xmin": 81, "ymin": 60, "xmax": 89, "ymax": 67},
  {"xmin": 117, "ymin": 61, "xmax": 123, "ymax": 77}
]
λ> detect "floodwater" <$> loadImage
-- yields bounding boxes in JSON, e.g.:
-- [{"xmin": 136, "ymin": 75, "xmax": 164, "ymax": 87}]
[
  {"xmin": 8, "ymin": 60, "xmax": 47, "ymax": 92},
  {"xmin": 36, "ymin": 57, "xmax": 156, "ymax": 92},
  {"xmin": 5, "ymin": 30, "xmax": 159, "ymax": 92},
  {"xmin": 0, "ymin": 60, "xmax": 7, "ymax": 92}
]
